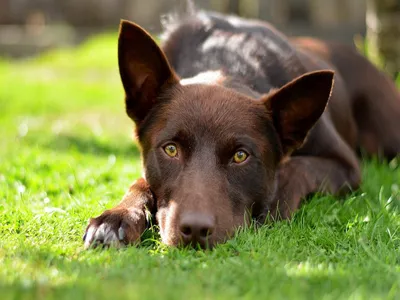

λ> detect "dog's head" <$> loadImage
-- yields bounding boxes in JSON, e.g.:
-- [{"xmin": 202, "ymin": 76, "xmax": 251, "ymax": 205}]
[{"xmin": 118, "ymin": 21, "xmax": 333, "ymax": 248}]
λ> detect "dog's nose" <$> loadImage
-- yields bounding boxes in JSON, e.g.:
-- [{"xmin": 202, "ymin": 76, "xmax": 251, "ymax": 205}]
[{"xmin": 179, "ymin": 212, "xmax": 215, "ymax": 248}]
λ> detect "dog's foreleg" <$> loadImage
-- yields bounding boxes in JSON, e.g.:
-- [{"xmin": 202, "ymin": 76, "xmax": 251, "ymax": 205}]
[
  {"xmin": 270, "ymin": 156, "xmax": 361, "ymax": 219},
  {"xmin": 83, "ymin": 178, "xmax": 155, "ymax": 248}
]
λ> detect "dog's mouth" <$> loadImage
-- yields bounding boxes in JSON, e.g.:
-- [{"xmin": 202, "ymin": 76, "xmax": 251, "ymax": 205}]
[
  {"xmin": 163, "ymin": 227, "xmax": 230, "ymax": 249},
  {"xmin": 178, "ymin": 234, "xmax": 217, "ymax": 249}
]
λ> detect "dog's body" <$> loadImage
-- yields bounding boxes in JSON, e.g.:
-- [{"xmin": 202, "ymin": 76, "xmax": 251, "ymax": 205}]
[{"xmin": 83, "ymin": 8, "xmax": 400, "ymax": 249}]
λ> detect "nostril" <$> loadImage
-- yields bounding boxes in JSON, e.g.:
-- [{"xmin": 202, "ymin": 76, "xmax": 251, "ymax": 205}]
[
  {"xmin": 199, "ymin": 227, "xmax": 212, "ymax": 238},
  {"xmin": 180, "ymin": 226, "xmax": 192, "ymax": 236}
]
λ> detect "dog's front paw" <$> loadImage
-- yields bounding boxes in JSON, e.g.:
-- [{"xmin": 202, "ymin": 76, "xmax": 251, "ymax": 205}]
[{"xmin": 83, "ymin": 207, "xmax": 147, "ymax": 249}]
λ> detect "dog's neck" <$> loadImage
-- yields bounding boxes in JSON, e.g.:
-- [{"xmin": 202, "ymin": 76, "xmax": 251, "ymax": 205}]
[
  {"xmin": 180, "ymin": 70, "xmax": 224, "ymax": 86},
  {"xmin": 180, "ymin": 69, "xmax": 262, "ymax": 98}
]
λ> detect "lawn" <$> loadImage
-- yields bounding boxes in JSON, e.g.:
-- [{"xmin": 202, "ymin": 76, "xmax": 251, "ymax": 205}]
[{"xmin": 1, "ymin": 32, "xmax": 400, "ymax": 300}]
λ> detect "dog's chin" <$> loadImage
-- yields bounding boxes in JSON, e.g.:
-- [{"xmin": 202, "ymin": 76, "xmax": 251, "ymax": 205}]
[{"xmin": 160, "ymin": 230, "xmax": 231, "ymax": 249}]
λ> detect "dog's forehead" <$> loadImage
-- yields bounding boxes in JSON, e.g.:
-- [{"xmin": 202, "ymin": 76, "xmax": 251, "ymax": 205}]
[{"xmin": 164, "ymin": 84, "xmax": 267, "ymax": 130}]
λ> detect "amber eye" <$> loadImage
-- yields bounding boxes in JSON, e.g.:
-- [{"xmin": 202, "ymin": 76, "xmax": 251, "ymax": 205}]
[
  {"xmin": 233, "ymin": 150, "xmax": 248, "ymax": 163},
  {"xmin": 164, "ymin": 144, "xmax": 178, "ymax": 157}
]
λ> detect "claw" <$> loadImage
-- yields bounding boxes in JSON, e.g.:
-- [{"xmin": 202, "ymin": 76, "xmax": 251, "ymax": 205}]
[
  {"xmin": 83, "ymin": 226, "xmax": 97, "ymax": 249},
  {"xmin": 94, "ymin": 223, "xmax": 107, "ymax": 240},
  {"xmin": 118, "ymin": 227, "xmax": 125, "ymax": 241},
  {"xmin": 104, "ymin": 231, "xmax": 120, "ymax": 247}
]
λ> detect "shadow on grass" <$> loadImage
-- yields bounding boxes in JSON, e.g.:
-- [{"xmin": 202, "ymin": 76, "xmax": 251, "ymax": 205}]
[
  {"xmin": 0, "ymin": 239, "xmax": 394, "ymax": 300},
  {"xmin": 26, "ymin": 133, "xmax": 141, "ymax": 159}
]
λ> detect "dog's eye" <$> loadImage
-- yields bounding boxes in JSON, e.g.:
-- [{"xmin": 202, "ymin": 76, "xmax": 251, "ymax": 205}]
[
  {"xmin": 233, "ymin": 150, "xmax": 248, "ymax": 163},
  {"xmin": 164, "ymin": 144, "xmax": 178, "ymax": 157}
]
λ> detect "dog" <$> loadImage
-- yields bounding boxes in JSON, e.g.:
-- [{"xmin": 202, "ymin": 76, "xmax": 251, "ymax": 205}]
[{"xmin": 83, "ymin": 4, "xmax": 400, "ymax": 249}]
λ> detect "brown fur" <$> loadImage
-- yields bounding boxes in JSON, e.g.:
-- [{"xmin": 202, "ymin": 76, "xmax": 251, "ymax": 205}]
[
  {"xmin": 292, "ymin": 37, "xmax": 400, "ymax": 158},
  {"xmin": 83, "ymin": 10, "xmax": 400, "ymax": 249}
]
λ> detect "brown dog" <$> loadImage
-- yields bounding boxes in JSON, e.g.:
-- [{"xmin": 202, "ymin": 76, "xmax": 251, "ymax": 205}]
[{"xmin": 83, "ymin": 9, "xmax": 400, "ymax": 249}]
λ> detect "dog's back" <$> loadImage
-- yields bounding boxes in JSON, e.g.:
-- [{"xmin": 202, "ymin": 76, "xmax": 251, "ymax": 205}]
[
  {"xmin": 162, "ymin": 11, "xmax": 307, "ymax": 94},
  {"xmin": 293, "ymin": 37, "xmax": 400, "ymax": 158}
]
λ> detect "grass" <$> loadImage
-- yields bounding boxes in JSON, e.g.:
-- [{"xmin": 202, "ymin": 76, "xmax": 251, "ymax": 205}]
[{"xmin": 1, "ymin": 32, "xmax": 400, "ymax": 300}]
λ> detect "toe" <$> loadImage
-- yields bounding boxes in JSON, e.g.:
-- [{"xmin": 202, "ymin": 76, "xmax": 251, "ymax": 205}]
[
  {"xmin": 118, "ymin": 226, "xmax": 125, "ymax": 241},
  {"xmin": 84, "ymin": 225, "xmax": 98, "ymax": 249},
  {"xmin": 103, "ymin": 229, "xmax": 120, "ymax": 247}
]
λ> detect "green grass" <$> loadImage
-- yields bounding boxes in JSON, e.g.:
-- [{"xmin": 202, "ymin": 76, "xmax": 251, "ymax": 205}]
[{"xmin": 1, "ymin": 33, "xmax": 400, "ymax": 300}]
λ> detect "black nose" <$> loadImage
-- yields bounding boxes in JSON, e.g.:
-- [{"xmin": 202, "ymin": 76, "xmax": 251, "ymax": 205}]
[{"xmin": 179, "ymin": 212, "xmax": 215, "ymax": 248}]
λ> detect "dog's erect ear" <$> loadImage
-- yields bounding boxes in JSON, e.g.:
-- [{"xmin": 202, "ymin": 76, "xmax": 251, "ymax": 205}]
[
  {"xmin": 118, "ymin": 20, "xmax": 179, "ymax": 125},
  {"xmin": 263, "ymin": 70, "xmax": 334, "ymax": 154}
]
